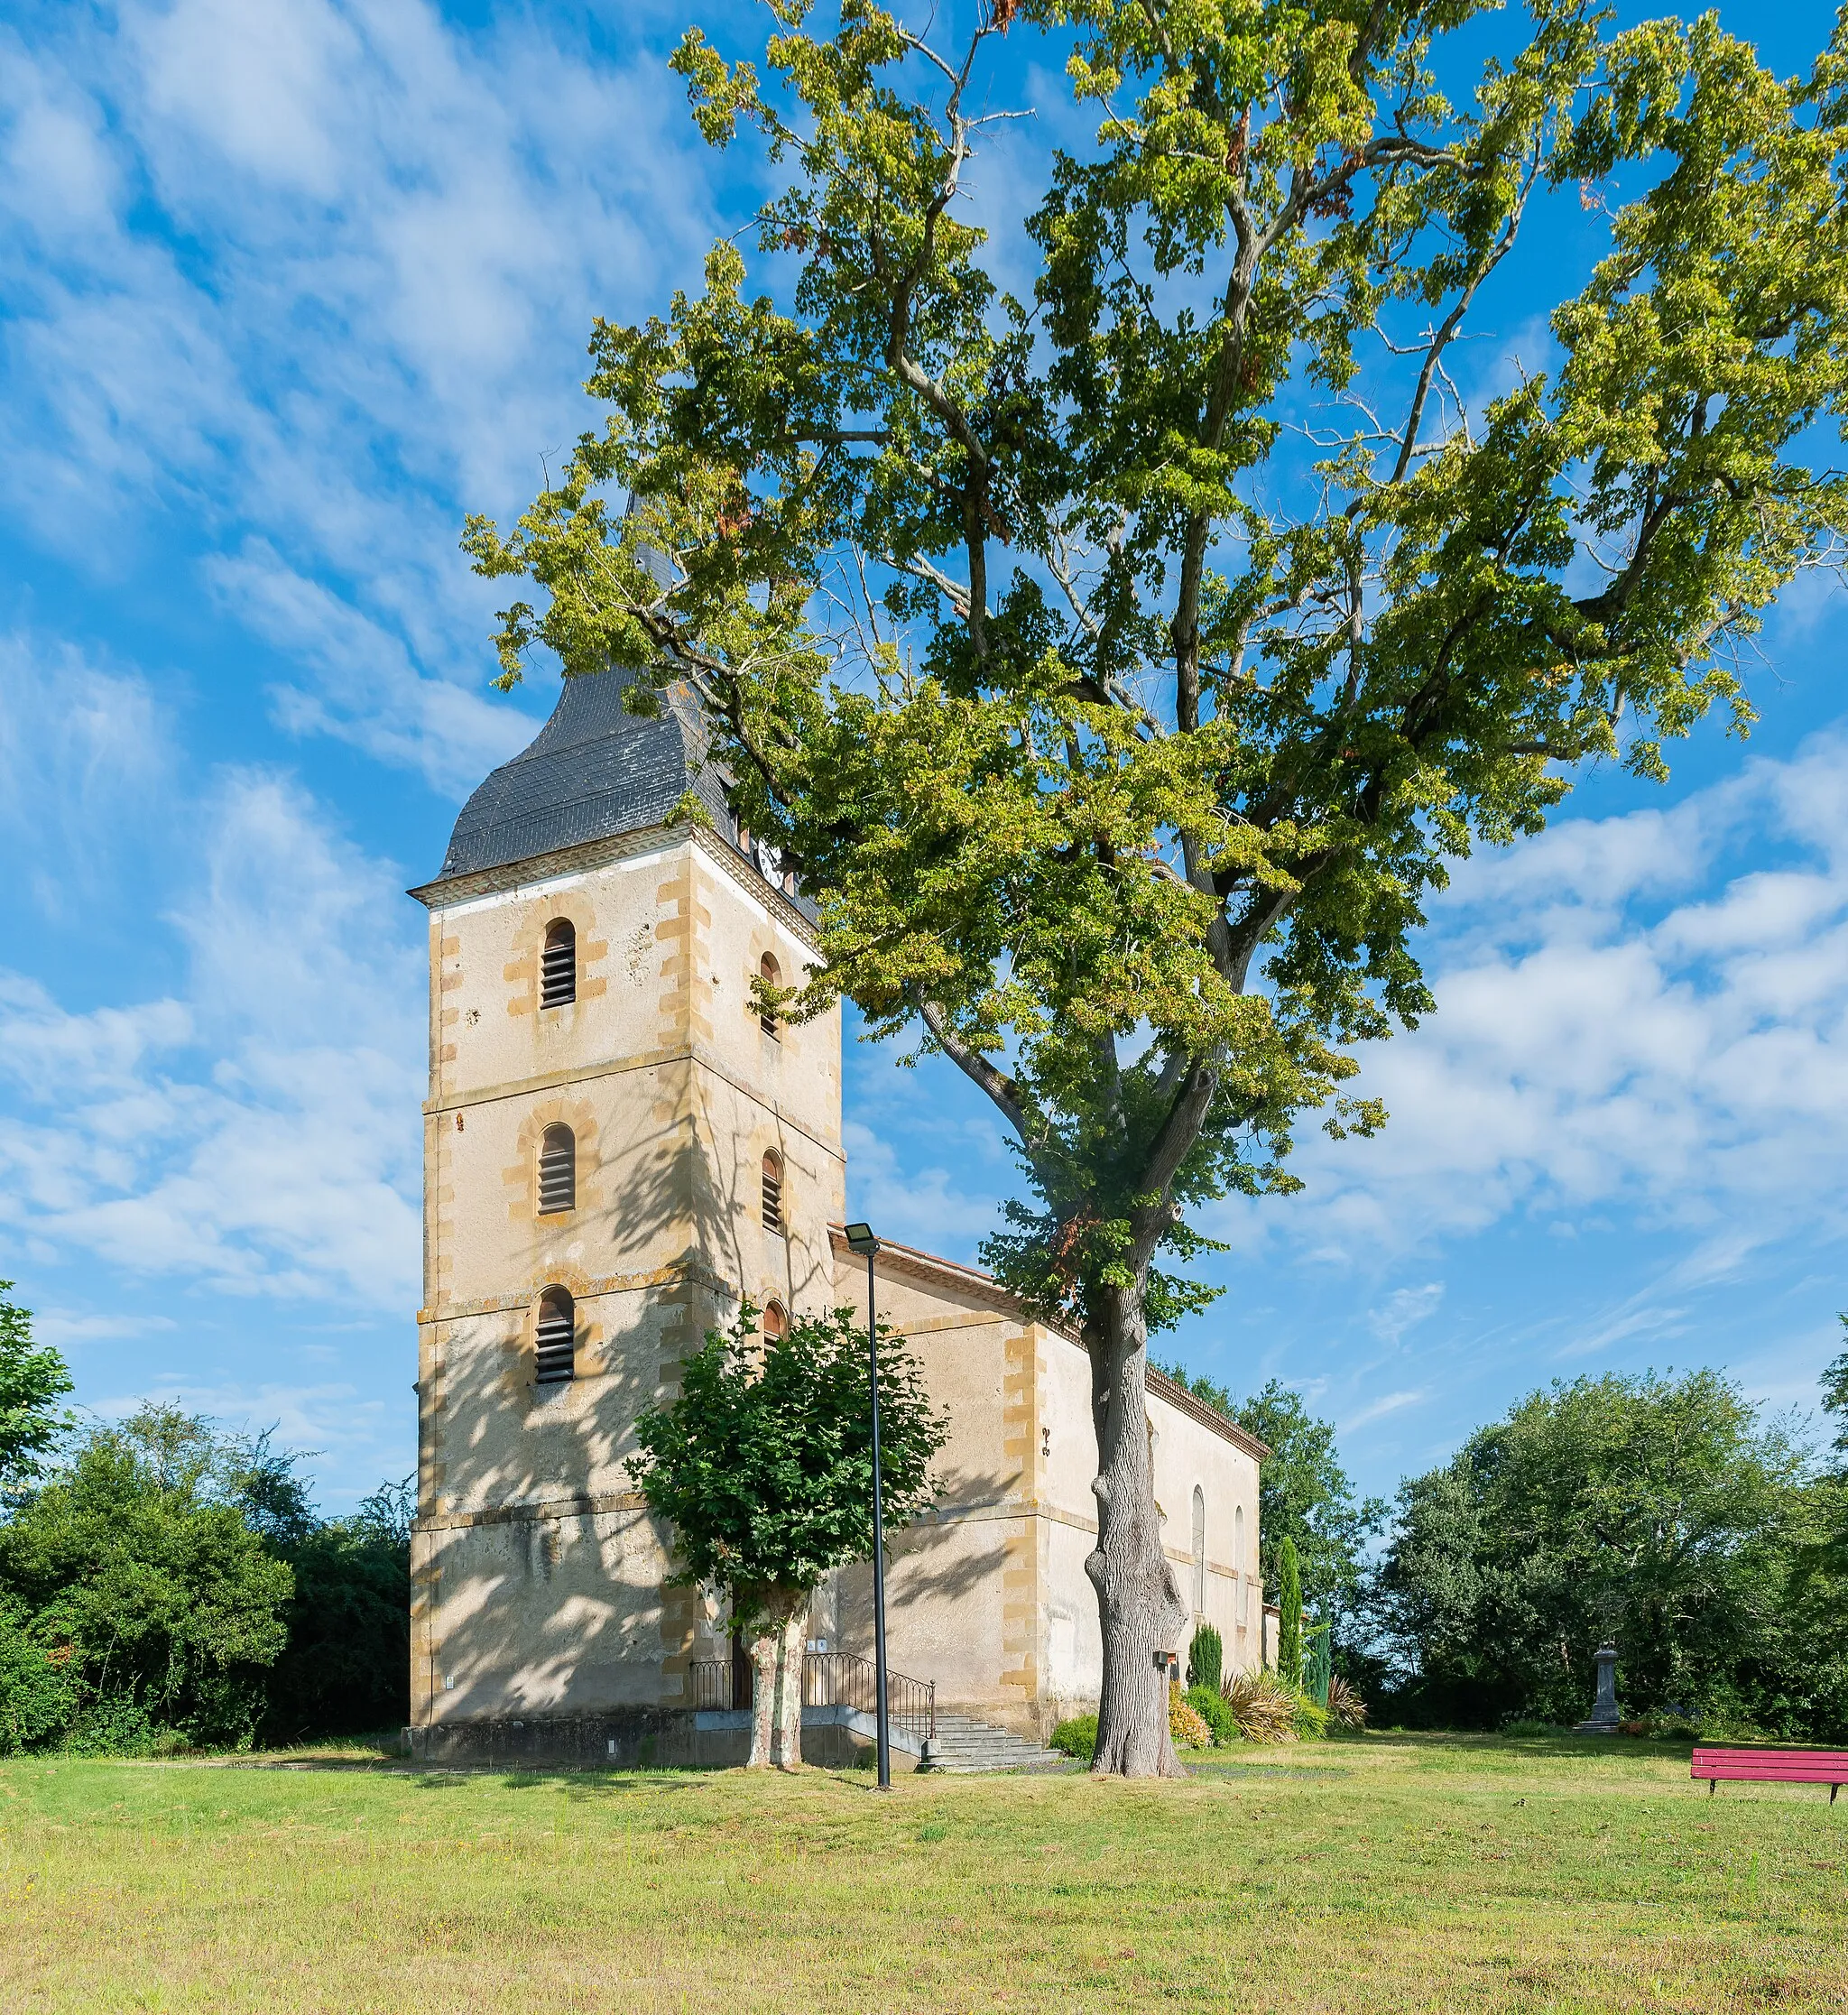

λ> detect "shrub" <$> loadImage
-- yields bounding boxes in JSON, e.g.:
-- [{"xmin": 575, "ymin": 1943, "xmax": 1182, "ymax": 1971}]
[
  {"xmin": 1326, "ymin": 1673, "xmax": 1369, "ymax": 1731},
  {"xmin": 1049, "ymin": 1713, "xmax": 1097, "ymax": 1760},
  {"xmin": 1186, "ymin": 1683, "xmax": 1240, "ymax": 1746},
  {"xmin": 1187, "ymin": 1622, "xmax": 1223, "ymax": 1695},
  {"xmin": 1222, "ymin": 1668, "xmax": 1299, "ymax": 1744},
  {"xmin": 1293, "ymin": 1691, "xmax": 1328, "ymax": 1740},
  {"xmin": 0, "ymin": 1602, "xmax": 73, "ymax": 1755},
  {"xmin": 1169, "ymin": 1682, "xmax": 1213, "ymax": 1750}
]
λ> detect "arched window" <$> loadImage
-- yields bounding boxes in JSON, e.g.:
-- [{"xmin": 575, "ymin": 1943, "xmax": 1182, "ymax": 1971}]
[
  {"xmin": 541, "ymin": 919, "xmax": 576, "ymax": 1009},
  {"xmin": 762, "ymin": 1300, "xmax": 788, "ymax": 1341},
  {"xmin": 759, "ymin": 951, "xmax": 781, "ymax": 1038},
  {"xmin": 1192, "ymin": 1485, "xmax": 1206, "ymax": 1617},
  {"xmin": 534, "ymin": 1288, "xmax": 575, "ymax": 1385},
  {"xmin": 538, "ymin": 1124, "xmax": 576, "ymax": 1215},
  {"xmin": 761, "ymin": 1151, "xmax": 783, "ymax": 1233},
  {"xmin": 1235, "ymin": 1503, "xmax": 1247, "ymax": 1624}
]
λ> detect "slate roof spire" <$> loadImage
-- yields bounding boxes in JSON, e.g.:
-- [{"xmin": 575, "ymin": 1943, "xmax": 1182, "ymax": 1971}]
[{"xmin": 434, "ymin": 666, "xmax": 735, "ymax": 883}]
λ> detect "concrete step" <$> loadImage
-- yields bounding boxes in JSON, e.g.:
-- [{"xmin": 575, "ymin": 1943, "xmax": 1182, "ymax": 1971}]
[{"xmin": 920, "ymin": 1714, "xmax": 1074, "ymax": 1773}]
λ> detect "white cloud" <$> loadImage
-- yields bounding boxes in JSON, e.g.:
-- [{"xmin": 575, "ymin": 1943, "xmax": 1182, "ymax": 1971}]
[
  {"xmin": 0, "ymin": 0, "xmax": 724, "ymax": 787},
  {"xmin": 1341, "ymin": 1389, "xmax": 1428, "ymax": 1433},
  {"xmin": 1217, "ymin": 730, "xmax": 1848, "ymax": 1273},
  {"xmin": 0, "ymin": 737, "xmax": 422, "ymax": 1306},
  {"xmin": 842, "ymin": 1116, "xmax": 1011, "ymax": 1263},
  {"xmin": 1368, "ymin": 1282, "xmax": 1445, "ymax": 1345}
]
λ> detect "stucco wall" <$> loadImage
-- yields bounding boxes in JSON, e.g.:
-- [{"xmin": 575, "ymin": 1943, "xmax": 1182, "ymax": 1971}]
[
  {"xmin": 413, "ymin": 830, "xmax": 838, "ymax": 1727},
  {"xmin": 829, "ymin": 1241, "xmax": 1263, "ymax": 1739}
]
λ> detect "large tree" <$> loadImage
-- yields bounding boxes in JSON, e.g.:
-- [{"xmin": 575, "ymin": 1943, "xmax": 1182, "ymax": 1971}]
[
  {"xmin": 467, "ymin": 1, "xmax": 1848, "ymax": 1773},
  {"xmin": 629, "ymin": 1305, "xmax": 944, "ymax": 1769},
  {"xmin": 1370, "ymin": 1370, "xmax": 1833, "ymax": 1733}
]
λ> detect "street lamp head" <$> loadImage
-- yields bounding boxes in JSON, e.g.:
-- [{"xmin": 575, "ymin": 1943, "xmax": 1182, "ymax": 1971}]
[{"xmin": 843, "ymin": 1222, "xmax": 882, "ymax": 1256}]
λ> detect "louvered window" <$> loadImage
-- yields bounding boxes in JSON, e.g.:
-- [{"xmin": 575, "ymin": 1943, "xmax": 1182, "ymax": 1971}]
[
  {"xmin": 538, "ymin": 1124, "xmax": 576, "ymax": 1215},
  {"xmin": 761, "ymin": 1151, "xmax": 783, "ymax": 1234},
  {"xmin": 759, "ymin": 952, "xmax": 781, "ymax": 1038},
  {"xmin": 541, "ymin": 920, "xmax": 576, "ymax": 1009},
  {"xmin": 534, "ymin": 1289, "xmax": 575, "ymax": 1384},
  {"xmin": 762, "ymin": 1300, "xmax": 788, "ymax": 1341}
]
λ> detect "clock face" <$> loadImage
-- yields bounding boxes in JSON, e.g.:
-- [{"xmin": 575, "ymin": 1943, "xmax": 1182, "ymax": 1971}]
[{"xmin": 753, "ymin": 837, "xmax": 782, "ymax": 883}]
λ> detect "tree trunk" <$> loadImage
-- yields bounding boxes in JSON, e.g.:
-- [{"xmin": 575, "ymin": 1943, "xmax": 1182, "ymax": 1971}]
[
  {"xmin": 745, "ymin": 1622, "xmax": 780, "ymax": 1770},
  {"xmin": 1086, "ymin": 1280, "xmax": 1189, "ymax": 1778},
  {"xmin": 772, "ymin": 1603, "xmax": 808, "ymax": 1771}
]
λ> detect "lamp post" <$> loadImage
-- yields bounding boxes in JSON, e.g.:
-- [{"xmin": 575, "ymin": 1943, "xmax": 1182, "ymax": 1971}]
[{"xmin": 842, "ymin": 1221, "xmax": 891, "ymax": 1790}]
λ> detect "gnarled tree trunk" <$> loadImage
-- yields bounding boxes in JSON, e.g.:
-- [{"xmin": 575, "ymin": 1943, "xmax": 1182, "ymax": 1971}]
[{"xmin": 1086, "ymin": 1282, "xmax": 1189, "ymax": 1778}]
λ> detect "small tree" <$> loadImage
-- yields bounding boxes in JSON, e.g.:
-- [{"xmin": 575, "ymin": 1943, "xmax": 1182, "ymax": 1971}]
[
  {"xmin": 1187, "ymin": 1620, "xmax": 1222, "ymax": 1695},
  {"xmin": 629, "ymin": 1304, "xmax": 945, "ymax": 1769},
  {"xmin": 0, "ymin": 1284, "xmax": 73, "ymax": 1492},
  {"xmin": 1277, "ymin": 1538, "xmax": 1304, "ymax": 1689}
]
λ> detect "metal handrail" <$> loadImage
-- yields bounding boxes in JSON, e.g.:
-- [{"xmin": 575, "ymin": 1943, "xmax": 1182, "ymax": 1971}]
[
  {"xmin": 805, "ymin": 1650, "xmax": 936, "ymax": 1745},
  {"xmin": 687, "ymin": 1650, "xmax": 936, "ymax": 1742}
]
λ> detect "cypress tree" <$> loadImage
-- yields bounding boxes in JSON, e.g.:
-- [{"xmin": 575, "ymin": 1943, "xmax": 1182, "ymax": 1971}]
[{"xmin": 1278, "ymin": 1538, "xmax": 1303, "ymax": 1688}]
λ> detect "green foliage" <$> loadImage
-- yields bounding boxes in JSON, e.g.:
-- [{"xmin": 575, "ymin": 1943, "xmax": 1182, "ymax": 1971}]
[
  {"xmin": 1372, "ymin": 1369, "xmax": 1845, "ymax": 1737},
  {"xmin": 1278, "ymin": 1538, "xmax": 1303, "ymax": 1687},
  {"xmin": 260, "ymin": 1470, "xmax": 413, "ymax": 1743},
  {"xmin": 630, "ymin": 1303, "xmax": 946, "ymax": 1616},
  {"xmin": 1325, "ymin": 1673, "xmax": 1369, "ymax": 1732},
  {"xmin": 1049, "ymin": 1713, "xmax": 1098, "ymax": 1761},
  {"xmin": 1293, "ymin": 1691, "xmax": 1329, "ymax": 1742},
  {"xmin": 1221, "ymin": 1667, "xmax": 1303, "ymax": 1744},
  {"xmin": 0, "ymin": 1597, "xmax": 74, "ymax": 1755},
  {"xmin": 0, "ymin": 1283, "xmax": 74, "ymax": 1491},
  {"xmin": 1186, "ymin": 1621, "xmax": 1222, "ymax": 1695},
  {"xmin": 0, "ymin": 1407, "xmax": 294, "ymax": 1750},
  {"xmin": 1185, "ymin": 1682, "xmax": 1239, "ymax": 1747},
  {"xmin": 1169, "ymin": 1681, "xmax": 1213, "ymax": 1750},
  {"xmin": 467, "ymin": 4, "xmax": 1848, "ymax": 1372}
]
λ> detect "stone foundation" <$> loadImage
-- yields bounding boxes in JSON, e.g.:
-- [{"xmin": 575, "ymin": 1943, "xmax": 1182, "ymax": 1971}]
[{"xmin": 403, "ymin": 1705, "xmax": 901, "ymax": 1771}]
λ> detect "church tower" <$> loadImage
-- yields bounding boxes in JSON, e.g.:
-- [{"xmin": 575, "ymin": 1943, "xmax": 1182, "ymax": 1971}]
[{"xmin": 406, "ymin": 670, "xmax": 843, "ymax": 1752}]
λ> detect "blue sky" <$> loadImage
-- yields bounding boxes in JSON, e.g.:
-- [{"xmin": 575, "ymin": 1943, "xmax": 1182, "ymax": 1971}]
[{"xmin": 1, "ymin": 0, "xmax": 1844, "ymax": 1512}]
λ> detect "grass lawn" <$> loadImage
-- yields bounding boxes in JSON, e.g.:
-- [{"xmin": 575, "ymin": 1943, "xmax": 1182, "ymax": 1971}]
[{"xmin": 2, "ymin": 1733, "xmax": 1844, "ymax": 2012}]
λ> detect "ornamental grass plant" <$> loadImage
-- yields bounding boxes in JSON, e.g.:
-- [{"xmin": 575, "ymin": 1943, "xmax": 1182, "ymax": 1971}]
[
  {"xmin": 1326, "ymin": 1674, "xmax": 1370, "ymax": 1732},
  {"xmin": 1221, "ymin": 1668, "xmax": 1300, "ymax": 1743}
]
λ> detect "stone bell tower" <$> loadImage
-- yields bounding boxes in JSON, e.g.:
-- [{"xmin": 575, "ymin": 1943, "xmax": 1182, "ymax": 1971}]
[{"xmin": 405, "ymin": 669, "xmax": 843, "ymax": 1755}]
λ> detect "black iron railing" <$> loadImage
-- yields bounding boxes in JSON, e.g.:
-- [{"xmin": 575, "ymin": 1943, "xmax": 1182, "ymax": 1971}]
[
  {"xmin": 687, "ymin": 1650, "xmax": 936, "ymax": 1743},
  {"xmin": 689, "ymin": 1659, "xmax": 733, "ymax": 1710},
  {"xmin": 806, "ymin": 1650, "xmax": 935, "ymax": 1745}
]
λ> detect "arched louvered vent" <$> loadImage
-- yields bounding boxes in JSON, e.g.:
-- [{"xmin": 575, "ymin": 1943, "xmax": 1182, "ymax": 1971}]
[
  {"xmin": 759, "ymin": 952, "xmax": 781, "ymax": 1038},
  {"xmin": 762, "ymin": 1300, "xmax": 788, "ymax": 1341},
  {"xmin": 538, "ymin": 1124, "xmax": 576, "ymax": 1215},
  {"xmin": 541, "ymin": 919, "xmax": 577, "ymax": 1009},
  {"xmin": 761, "ymin": 1151, "xmax": 783, "ymax": 1234},
  {"xmin": 534, "ymin": 1289, "xmax": 576, "ymax": 1385}
]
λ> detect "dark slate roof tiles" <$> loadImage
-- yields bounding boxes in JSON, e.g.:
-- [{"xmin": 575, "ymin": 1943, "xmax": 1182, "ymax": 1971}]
[{"xmin": 438, "ymin": 668, "xmax": 736, "ymax": 882}]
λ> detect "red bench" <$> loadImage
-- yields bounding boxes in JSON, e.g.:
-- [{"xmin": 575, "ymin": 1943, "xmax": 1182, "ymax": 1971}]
[{"xmin": 1691, "ymin": 1746, "xmax": 1848, "ymax": 1801}]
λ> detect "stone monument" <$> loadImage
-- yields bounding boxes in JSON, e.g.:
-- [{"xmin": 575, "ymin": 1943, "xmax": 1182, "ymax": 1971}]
[{"xmin": 1573, "ymin": 1642, "xmax": 1622, "ymax": 1734}]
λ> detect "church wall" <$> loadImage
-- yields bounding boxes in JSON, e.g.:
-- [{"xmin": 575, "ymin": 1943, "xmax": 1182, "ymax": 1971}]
[
  {"xmin": 828, "ymin": 1255, "xmax": 1039, "ymax": 1733},
  {"xmin": 1145, "ymin": 1391, "xmax": 1263, "ymax": 1682}
]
